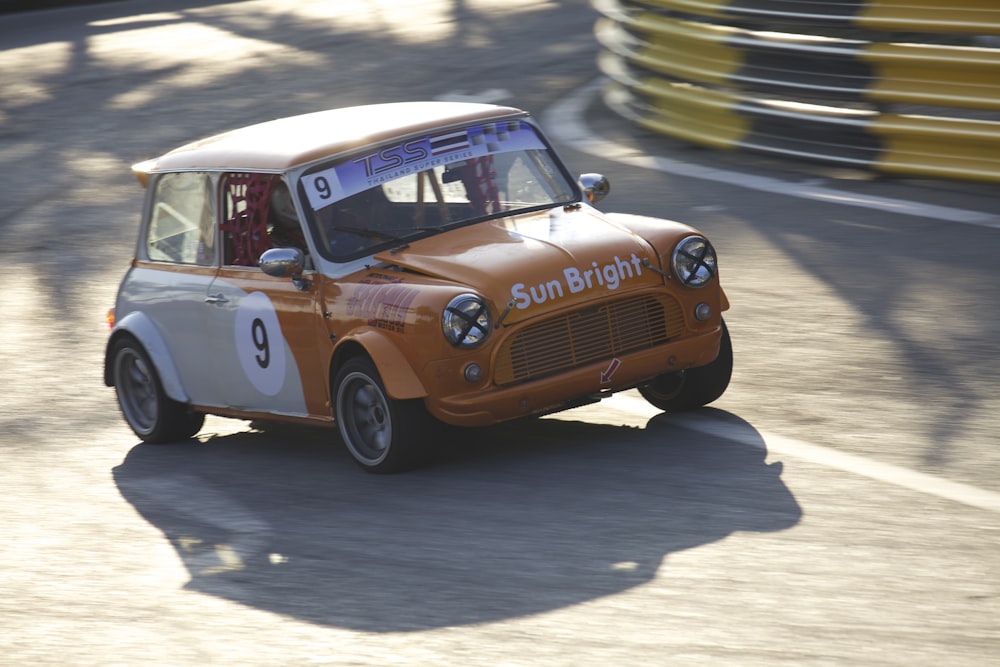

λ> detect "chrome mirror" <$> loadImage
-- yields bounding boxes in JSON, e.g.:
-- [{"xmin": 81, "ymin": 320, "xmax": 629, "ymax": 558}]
[
  {"xmin": 578, "ymin": 173, "xmax": 610, "ymax": 204},
  {"xmin": 260, "ymin": 247, "xmax": 309, "ymax": 290}
]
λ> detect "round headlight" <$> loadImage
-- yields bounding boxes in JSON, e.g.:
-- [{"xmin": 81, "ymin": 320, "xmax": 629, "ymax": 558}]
[
  {"xmin": 442, "ymin": 294, "xmax": 491, "ymax": 348},
  {"xmin": 671, "ymin": 236, "xmax": 717, "ymax": 287}
]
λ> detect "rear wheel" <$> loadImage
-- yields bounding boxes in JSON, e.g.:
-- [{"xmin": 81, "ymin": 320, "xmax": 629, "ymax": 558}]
[
  {"xmin": 110, "ymin": 337, "xmax": 204, "ymax": 442},
  {"xmin": 639, "ymin": 320, "xmax": 733, "ymax": 412},
  {"xmin": 334, "ymin": 356, "xmax": 431, "ymax": 473}
]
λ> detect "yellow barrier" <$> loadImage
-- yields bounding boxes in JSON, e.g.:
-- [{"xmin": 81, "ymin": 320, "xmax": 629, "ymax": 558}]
[
  {"xmin": 595, "ymin": 0, "xmax": 1000, "ymax": 183},
  {"xmin": 629, "ymin": 0, "xmax": 1000, "ymax": 34},
  {"xmin": 874, "ymin": 114, "xmax": 1000, "ymax": 182},
  {"xmin": 865, "ymin": 43, "xmax": 1000, "ymax": 110}
]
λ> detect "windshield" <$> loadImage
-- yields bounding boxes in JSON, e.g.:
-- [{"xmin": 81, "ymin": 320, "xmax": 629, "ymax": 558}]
[{"xmin": 297, "ymin": 119, "xmax": 578, "ymax": 261}]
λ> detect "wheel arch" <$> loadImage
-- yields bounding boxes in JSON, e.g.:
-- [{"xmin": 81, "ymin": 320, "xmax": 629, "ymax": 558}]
[
  {"xmin": 104, "ymin": 311, "xmax": 190, "ymax": 404},
  {"xmin": 330, "ymin": 330, "xmax": 427, "ymax": 401}
]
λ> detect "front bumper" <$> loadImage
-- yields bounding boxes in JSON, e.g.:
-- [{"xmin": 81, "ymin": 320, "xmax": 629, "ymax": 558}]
[{"xmin": 425, "ymin": 325, "xmax": 723, "ymax": 427}]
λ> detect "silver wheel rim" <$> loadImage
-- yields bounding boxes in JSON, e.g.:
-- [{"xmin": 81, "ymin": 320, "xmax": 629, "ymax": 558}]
[
  {"xmin": 115, "ymin": 347, "xmax": 158, "ymax": 435},
  {"xmin": 337, "ymin": 370, "xmax": 392, "ymax": 465}
]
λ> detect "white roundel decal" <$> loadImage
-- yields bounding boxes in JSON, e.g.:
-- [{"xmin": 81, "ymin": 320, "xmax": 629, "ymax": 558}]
[{"xmin": 233, "ymin": 291, "xmax": 286, "ymax": 396}]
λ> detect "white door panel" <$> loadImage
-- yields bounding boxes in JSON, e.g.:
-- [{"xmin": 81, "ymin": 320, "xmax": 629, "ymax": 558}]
[{"xmin": 205, "ymin": 276, "xmax": 309, "ymax": 415}]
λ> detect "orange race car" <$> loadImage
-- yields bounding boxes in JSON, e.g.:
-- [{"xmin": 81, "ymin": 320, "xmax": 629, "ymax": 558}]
[{"xmin": 104, "ymin": 102, "xmax": 731, "ymax": 472}]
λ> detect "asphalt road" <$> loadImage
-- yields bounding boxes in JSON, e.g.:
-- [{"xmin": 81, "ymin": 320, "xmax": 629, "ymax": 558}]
[{"xmin": 1, "ymin": 1, "xmax": 998, "ymax": 665}]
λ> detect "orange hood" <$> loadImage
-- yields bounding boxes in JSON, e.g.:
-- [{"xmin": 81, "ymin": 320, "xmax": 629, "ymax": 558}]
[{"xmin": 374, "ymin": 206, "xmax": 671, "ymax": 323}]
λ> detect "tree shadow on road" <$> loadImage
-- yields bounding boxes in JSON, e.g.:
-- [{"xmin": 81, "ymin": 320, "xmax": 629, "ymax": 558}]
[{"xmin": 113, "ymin": 409, "xmax": 800, "ymax": 631}]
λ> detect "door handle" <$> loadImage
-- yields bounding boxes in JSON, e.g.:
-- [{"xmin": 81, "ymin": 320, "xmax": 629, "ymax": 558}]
[{"xmin": 204, "ymin": 294, "xmax": 229, "ymax": 304}]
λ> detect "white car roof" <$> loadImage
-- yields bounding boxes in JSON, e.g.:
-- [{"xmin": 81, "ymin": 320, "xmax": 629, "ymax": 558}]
[{"xmin": 132, "ymin": 101, "xmax": 526, "ymax": 183}]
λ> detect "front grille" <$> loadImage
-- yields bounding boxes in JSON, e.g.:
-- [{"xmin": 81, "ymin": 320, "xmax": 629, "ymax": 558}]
[{"xmin": 494, "ymin": 294, "xmax": 685, "ymax": 386}]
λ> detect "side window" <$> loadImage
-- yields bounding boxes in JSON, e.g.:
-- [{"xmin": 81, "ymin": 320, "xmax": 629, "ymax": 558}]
[
  {"xmin": 146, "ymin": 172, "xmax": 215, "ymax": 265},
  {"xmin": 221, "ymin": 173, "xmax": 305, "ymax": 267}
]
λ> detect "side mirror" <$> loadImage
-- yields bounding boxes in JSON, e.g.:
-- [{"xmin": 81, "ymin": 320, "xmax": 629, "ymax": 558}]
[
  {"xmin": 578, "ymin": 173, "xmax": 610, "ymax": 204},
  {"xmin": 260, "ymin": 247, "xmax": 309, "ymax": 290}
]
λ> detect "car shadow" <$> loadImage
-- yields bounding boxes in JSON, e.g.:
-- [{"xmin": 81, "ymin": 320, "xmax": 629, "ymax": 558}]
[{"xmin": 113, "ymin": 409, "xmax": 800, "ymax": 632}]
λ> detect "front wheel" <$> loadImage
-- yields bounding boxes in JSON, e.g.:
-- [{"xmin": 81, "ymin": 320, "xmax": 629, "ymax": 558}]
[
  {"xmin": 333, "ymin": 357, "xmax": 431, "ymax": 473},
  {"xmin": 110, "ymin": 336, "xmax": 205, "ymax": 442},
  {"xmin": 638, "ymin": 320, "xmax": 733, "ymax": 412}
]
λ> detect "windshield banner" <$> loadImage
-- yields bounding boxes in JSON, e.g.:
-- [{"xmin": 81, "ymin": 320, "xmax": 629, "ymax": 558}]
[{"xmin": 300, "ymin": 120, "xmax": 545, "ymax": 211}]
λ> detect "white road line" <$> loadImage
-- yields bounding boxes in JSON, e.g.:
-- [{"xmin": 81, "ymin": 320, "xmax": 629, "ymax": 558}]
[
  {"xmin": 544, "ymin": 78, "xmax": 1000, "ymax": 229},
  {"xmin": 609, "ymin": 394, "xmax": 1000, "ymax": 514},
  {"xmin": 546, "ymin": 82, "xmax": 1000, "ymax": 510}
]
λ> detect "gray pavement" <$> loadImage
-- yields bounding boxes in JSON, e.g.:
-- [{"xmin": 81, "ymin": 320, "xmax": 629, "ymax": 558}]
[{"xmin": 1, "ymin": 2, "xmax": 998, "ymax": 665}]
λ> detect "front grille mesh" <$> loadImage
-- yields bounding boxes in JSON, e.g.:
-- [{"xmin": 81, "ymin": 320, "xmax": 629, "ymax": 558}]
[{"xmin": 494, "ymin": 294, "xmax": 685, "ymax": 386}]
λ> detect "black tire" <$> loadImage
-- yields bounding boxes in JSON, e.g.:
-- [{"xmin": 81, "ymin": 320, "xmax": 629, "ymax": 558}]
[
  {"xmin": 638, "ymin": 319, "xmax": 733, "ymax": 412},
  {"xmin": 333, "ymin": 356, "xmax": 431, "ymax": 473},
  {"xmin": 110, "ymin": 336, "xmax": 205, "ymax": 443}
]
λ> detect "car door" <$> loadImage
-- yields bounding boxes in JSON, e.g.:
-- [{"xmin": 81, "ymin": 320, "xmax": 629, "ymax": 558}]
[
  {"xmin": 202, "ymin": 173, "xmax": 331, "ymax": 417},
  {"xmin": 126, "ymin": 171, "xmax": 223, "ymax": 408}
]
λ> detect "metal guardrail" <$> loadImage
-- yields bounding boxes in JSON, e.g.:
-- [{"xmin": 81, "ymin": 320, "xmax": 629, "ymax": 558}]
[
  {"xmin": 628, "ymin": 0, "xmax": 1000, "ymax": 34},
  {"xmin": 595, "ymin": 0, "xmax": 1000, "ymax": 183}
]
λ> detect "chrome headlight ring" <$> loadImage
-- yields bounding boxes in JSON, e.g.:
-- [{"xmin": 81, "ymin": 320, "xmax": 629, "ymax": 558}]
[
  {"xmin": 671, "ymin": 236, "xmax": 718, "ymax": 287},
  {"xmin": 442, "ymin": 294, "xmax": 491, "ymax": 348}
]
